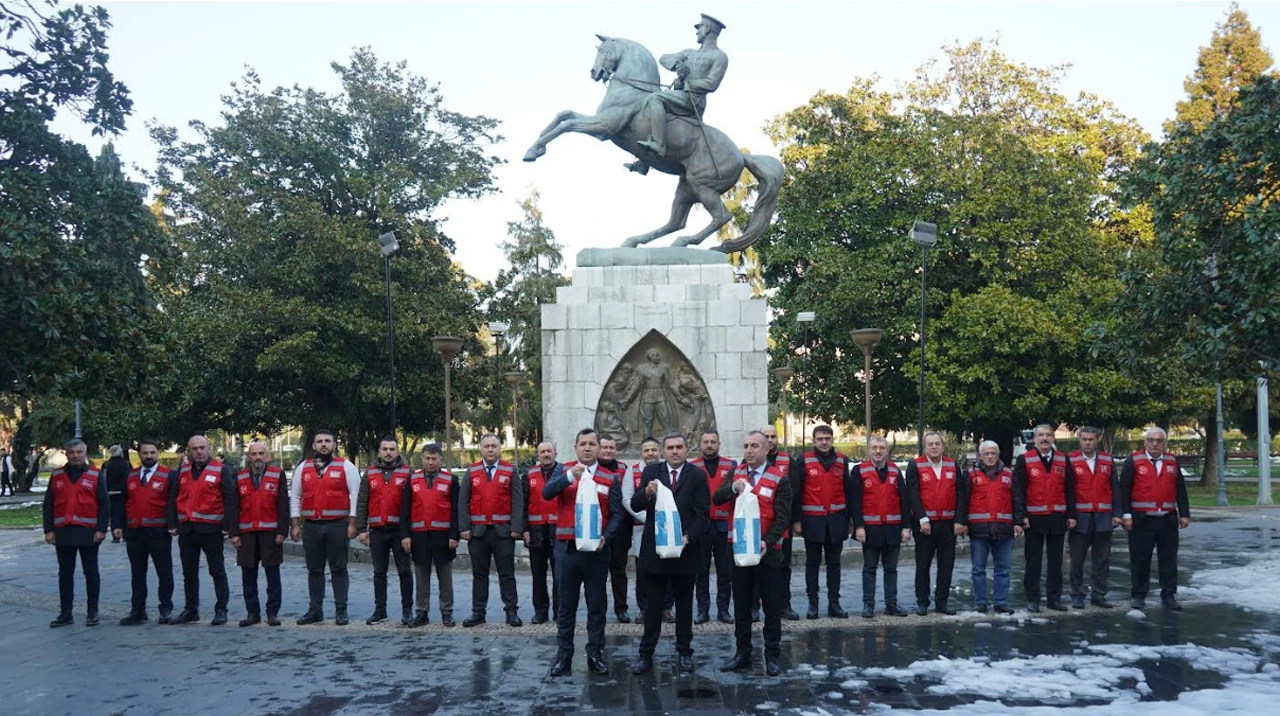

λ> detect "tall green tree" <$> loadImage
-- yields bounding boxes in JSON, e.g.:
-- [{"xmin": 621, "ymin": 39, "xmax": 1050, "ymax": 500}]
[
  {"xmin": 1169, "ymin": 2, "xmax": 1274, "ymax": 134},
  {"xmin": 482, "ymin": 189, "xmax": 570, "ymax": 444},
  {"xmin": 148, "ymin": 48, "xmax": 501, "ymax": 456},
  {"xmin": 762, "ymin": 40, "xmax": 1194, "ymax": 456}
]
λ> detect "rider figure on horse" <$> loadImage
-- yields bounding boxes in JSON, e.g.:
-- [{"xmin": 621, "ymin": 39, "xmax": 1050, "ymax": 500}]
[{"xmin": 629, "ymin": 13, "xmax": 728, "ymax": 174}]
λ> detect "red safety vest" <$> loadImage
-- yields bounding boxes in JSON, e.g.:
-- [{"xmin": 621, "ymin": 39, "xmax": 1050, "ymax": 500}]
[
  {"xmin": 51, "ymin": 465, "xmax": 101, "ymax": 529},
  {"xmin": 178, "ymin": 460, "xmax": 226, "ymax": 525},
  {"xmin": 966, "ymin": 465, "xmax": 1014, "ymax": 524},
  {"xmin": 726, "ymin": 463, "xmax": 788, "ymax": 549},
  {"xmin": 801, "ymin": 451, "xmax": 848, "ymax": 517},
  {"xmin": 468, "ymin": 461, "xmax": 515, "ymax": 525},
  {"xmin": 915, "ymin": 456, "xmax": 957, "ymax": 520},
  {"xmin": 525, "ymin": 465, "xmax": 559, "ymax": 526},
  {"xmin": 236, "ymin": 466, "xmax": 283, "ymax": 532},
  {"xmin": 554, "ymin": 462, "xmax": 615, "ymax": 540},
  {"xmin": 409, "ymin": 471, "xmax": 454, "ymax": 532},
  {"xmin": 299, "ymin": 457, "xmax": 352, "ymax": 520},
  {"xmin": 691, "ymin": 455, "xmax": 736, "ymax": 521},
  {"xmin": 125, "ymin": 464, "xmax": 171, "ymax": 529},
  {"xmin": 857, "ymin": 461, "xmax": 903, "ymax": 525},
  {"xmin": 366, "ymin": 465, "xmax": 411, "ymax": 528},
  {"xmin": 1025, "ymin": 450, "xmax": 1068, "ymax": 515},
  {"xmin": 1070, "ymin": 451, "xmax": 1114, "ymax": 513},
  {"xmin": 1130, "ymin": 452, "xmax": 1179, "ymax": 514},
  {"xmin": 770, "ymin": 451, "xmax": 791, "ymax": 474}
]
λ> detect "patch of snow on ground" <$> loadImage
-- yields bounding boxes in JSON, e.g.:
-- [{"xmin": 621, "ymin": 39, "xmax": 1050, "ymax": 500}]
[
  {"xmin": 1187, "ymin": 550, "xmax": 1280, "ymax": 614},
  {"xmin": 1125, "ymin": 608, "xmax": 1145, "ymax": 619}
]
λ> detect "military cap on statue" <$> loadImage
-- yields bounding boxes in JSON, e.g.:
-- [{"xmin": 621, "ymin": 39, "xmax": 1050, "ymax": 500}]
[{"xmin": 698, "ymin": 14, "xmax": 726, "ymax": 32}]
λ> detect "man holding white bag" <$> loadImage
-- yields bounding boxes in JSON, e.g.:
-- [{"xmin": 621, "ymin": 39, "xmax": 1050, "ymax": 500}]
[
  {"xmin": 630, "ymin": 433, "xmax": 710, "ymax": 675},
  {"xmin": 716, "ymin": 430, "xmax": 793, "ymax": 676}
]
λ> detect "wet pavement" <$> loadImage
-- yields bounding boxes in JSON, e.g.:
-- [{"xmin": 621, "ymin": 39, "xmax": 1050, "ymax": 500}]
[{"xmin": 1, "ymin": 510, "xmax": 1278, "ymax": 715}]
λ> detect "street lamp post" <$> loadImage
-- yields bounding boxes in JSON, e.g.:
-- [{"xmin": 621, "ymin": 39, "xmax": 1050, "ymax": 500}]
[
  {"xmin": 431, "ymin": 336, "xmax": 464, "ymax": 471},
  {"xmin": 377, "ymin": 232, "xmax": 400, "ymax": 433},
  {"xmin": 488, "ymin": 321, "xmax": 509, "ymax": 454},
  {"xmin": 1259, "ymin": 367, "xmax": 1273, "ymax": 506},
  {"xmin": 851, "ymin": 328, "xmax": 884, "ymax": 452},
  {"xmin": 773, "ymin": 365, "xmax": 796, "ymax": 448},
  {"xmin": 797, "ymin": 311, "xmax": 815, "ymax": 441},
  {"xmin": 504, "ymin": 370, "xmax": 527, "ymax": 473},
  {"xmin": 910, "ymin": 221, "xmax": 938, "ymax": 454}
]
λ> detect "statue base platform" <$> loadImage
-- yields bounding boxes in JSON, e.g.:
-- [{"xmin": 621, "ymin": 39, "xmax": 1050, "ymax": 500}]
[{"xmin": 576, "ymin": 247, "xmax": 726, "ymax": 267}]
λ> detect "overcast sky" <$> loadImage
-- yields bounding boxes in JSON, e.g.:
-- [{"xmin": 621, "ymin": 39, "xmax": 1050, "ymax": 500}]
[{"xmin": 56, "ymin": 1, "xmax": 1279, "ymax": 283}]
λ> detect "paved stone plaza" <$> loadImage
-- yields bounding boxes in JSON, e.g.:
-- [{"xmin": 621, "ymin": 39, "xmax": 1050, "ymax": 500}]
[{"xmin": 2, "ymin": 510, "xmax": 1279, "ymax": 715}]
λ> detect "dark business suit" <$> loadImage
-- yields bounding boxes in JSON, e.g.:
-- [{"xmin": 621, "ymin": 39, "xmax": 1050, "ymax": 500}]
[{"xmin": 631, "ymin": 461, "xmax": 709, "ymax": 659}]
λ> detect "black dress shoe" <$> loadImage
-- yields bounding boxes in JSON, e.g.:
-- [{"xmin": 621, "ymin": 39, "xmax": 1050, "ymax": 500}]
[
  {"xmin": 861, "ymin": 605, "xmax": 875, "ymax": 619},
  {"xmin": 661, "ymin": 610, "xmax": 675, "ymax": 624},
  {"xmin": 410, "ymin": 610, "xmax": 429, "ymax": 627},
  {"xmin": 211, "ymin": 609, "xmax": 228, "ymax": 626},
  {"xmin": 1092, "ymin": 598, "xmax": 1114, "ymax": 609},
  {"xmin": 239, "ymin": 615, "xmax": 261, "ymax": 627},
  {"xmin": 1071, "ymin": 598, "xmax": 1087, "ymax": 610},
  {"xmin": 677, "ymin": 654, "xmax": 694, "ymax": 672},
  {"xmin": 177, "ymin": 609, "xmax": 200, "ymax": 623},
  {"xmin": 401, "ymin": 609, "xmax": 414, "ymax": 626},
  {"xmin": 1162, "ymin": 596, "xmax": 1183, "ymax": 611},
  {"xmin": 549, "ymin": 658, "xmax": 572, "ymax": 677},
  {"xmin": 267, "ymin": 614, "xmax": 281, "ymax": 626},
  {"xmin": 936, "ymin": 602, "xmax": 957, "ymax": 616},
  {"xmin": 297, "ymin": 610, "xmax": 323, "ymax": 625},
  {"xmin": 1027, "ymin": 600, "xmax": 1043, "ymax": 613},
  {"xmin": 765, "ymin": 659, "xmax": 782, "ymax": 676},
  {"xmin": 806, "ymin": 602, "xmax": 819, "ymax": 620},
  {"xmin": 782, "ymin": 607, "xmax": 801, "ymax": 621},
  {"xmin": 157, "ymin": 612, "xmax": 173, "ymax": 625},
  {"xmin": 587, "ymin": 655, "xmax": 610, "ymax": 675},
  {"xmin": 915, "ymin": 603, "xmax": 928, "ymax": 616},
  {"xmin": 532, "ymin": 611, "xmax": 549, "ymax": 624},
  {"xmin": 630, "ymin": 656, "xmax": 653, "ymax": 675},
  {"xmin": 885, "ymin": 605, "xmax": 910, "ymax": 617},
  {"xmin": 334, "ymin": 609, "xmax": 349, "ymax": 625},
  {"xmin": 751, "ymin": 608, "xmax": 760, "ymax": 623},
  {"xmin": 85, "ymin": 612, "xmax": 99, "ymax": 627},
  {"xmin": 1047, "ymin": 601, "xmax": 1068, "ymax": 612},
  {"xmin": 366, "ymin": 608, "xmax": 388, "ymax": 625},
  {"xmin": 616, "ymin": 611, "xmax": 632, "ymax": 624},
  {"xmin": 50, "ymin": 613, "xmax": 73, "ymax": 628},
  {"xmin": 442, "ymin": 614, "xmax": 455, "ymax": 627},
  {"xmin": 828, "ymin": 605, "xmax": 849, "ymax": 619},
  {"xmin": 506, "ymin": 613, "xmax": 523, "ymax": 627},
  {"xmin": 694, "ymin": 611, "xmax": 710, "ymax": 625},
  {"xmin": 1130, "ymin": 597, "xmax": 1146, "ymax": 610},
  {"xmin": 119, "ymin": 611, "xmax": 148, "ymax": 626},
  {"xmin": 974, "ymin": 604, "xmax": 989, "ymax": 614},
  {"xmin": 721, "ymin": 652, "xmax": 751, "ymax": 672},
  {"xmin": 994, "ymin": 605, "xmax": 1015, "ymax": 615},
  {"xmin": 717, "ymin": 612, "xmax": 734, "ymax": 624},
  {"xmin": 463, "ymin": 614, "xmax": 486, "ymax": 627}
]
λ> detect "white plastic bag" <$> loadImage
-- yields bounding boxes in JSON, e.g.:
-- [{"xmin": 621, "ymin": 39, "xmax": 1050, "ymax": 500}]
[
  {"xmin": 732, "ymin": 489, "xmax": 763, "ymax": 567},
  {"xmin": 653, "ymin": 482, "xmax": 685, "ymax": 559},
  {"xmin": 574, "ymin": 476, "xmax": 605, "ymax": 551},
  {"xmin": 630, "ymin": 523, "xmax": 644, "ymax": 558}
]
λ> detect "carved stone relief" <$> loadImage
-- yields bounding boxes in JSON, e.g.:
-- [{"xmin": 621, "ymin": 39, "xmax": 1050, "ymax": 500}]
[{"xmin": 594, "ymin": 330, "xmax": 716, "ymax": 453}]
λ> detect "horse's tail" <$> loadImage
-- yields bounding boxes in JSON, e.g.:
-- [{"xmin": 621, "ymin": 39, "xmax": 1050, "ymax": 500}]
[{"xmin": 714, "ymin": 153, "xmax": 785, "ymax": 254}]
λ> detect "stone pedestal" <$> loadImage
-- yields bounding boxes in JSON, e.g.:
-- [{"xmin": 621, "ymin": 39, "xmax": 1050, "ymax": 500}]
[{"xmin": 541, "ymin": 249, "xmax": 769, "ymax": 458}]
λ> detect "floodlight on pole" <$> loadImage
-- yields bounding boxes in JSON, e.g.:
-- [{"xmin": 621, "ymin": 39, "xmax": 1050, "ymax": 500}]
[
  {"xmin": 504, "ymin": 370, "xmax": 527, "ymax": 473},
  {"xmin": 377, "ymin": 232, "xmax": 400, "ymax": 434},
  {"xmin": 431, "ymin": 336, "xmax": 464, "ymax": 470},
  {"xmin": 850, "ymin": 328, "xmax": 884, "ymax": 452},
  {"xmin": 910, "ymin": 221, "xmax": 938, "ymax": 454},
  {"xmin": 773, "ymin": 365, "xmax": 796, "ymax": 447},
  {"xmin": 796, "ymin": 311, "xmax": 815, "ymax": 447},
  {"xmin": 488, "ymin": 322, "xmax": 509, "ymax": 452}
]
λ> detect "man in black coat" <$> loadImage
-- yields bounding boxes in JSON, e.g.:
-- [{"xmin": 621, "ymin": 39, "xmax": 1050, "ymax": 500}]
[
  {"xmin": 102, "ymin": 445, "xmax": 131, "ymax": 543},
  {"xmin": 629, "ymin": 433, "xmax": 710, "ymax": 675}
]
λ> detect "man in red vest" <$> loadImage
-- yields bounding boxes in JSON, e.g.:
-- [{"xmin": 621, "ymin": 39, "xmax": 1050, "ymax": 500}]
[
  {"xmin": 1119, "ymin": 427, "xmax": 1191, "ymax": 610},
  {"xmin": 760, "ymin": 425, "xmax": 799, "ymax": 621},
  {"xmin": 43, "ymin": 439, "xmax": 109, "ymax": 627},
  {"xmin": 169, "ymin": 434, "xmax": 236, "ymax": 625},
  {"xmin": 112, "ymin": 438, "xmax": 176, "ymax": 625},
  {"xmin": 290, "ymin": 428, "xmax": 360, "ymax": 625},
  {"xmin": 1014, "ymin": 424, "xmax": 1077, "ymax": 612},
  {"xmin": 229, "ymin": 441, "xmax": 289, "ymax": 627},
  {"xmin": 791, "ymin": 424, "xmax": 855, "ymax": 619},
  {"xmin": 958, "ymin": 440, "xmax": 1024, "ymax": 613},
  {"xmin": 691, "ymin": 429, "xmax": 737, "ymax": 624},
  {"xmin": 904, "ymin": 431, "xmax": 961, "ymax": 615},
  {"xmin": 1068, "ymin": 426, "xmax": 1119, "ymax": 609},
  {"xmin": 458, "ymin": 432, "xmax": 526, "ymax": 627},
  {"xmin": 716, "ymin": 430, "xmax": 792, "ymax": 676},
  {"xmin": 355, "ymin": 436, "xmax": 415, "ymax": 626},
  {"xmin": 598, "ymin": 434, "xmax": 632, "ymax": 623},
  {"xmin": 399, "ymin": 442, "xmax": 459, "ymax": 626},
  {"xmin": 852, "ymin": 436, "xmax": 911, "ymax": 618},
  {"xmin": 543, "ymin": 428, "xmax": 626, "ymax": 678},
  {"xmin": 524, "ymin": 441, "xmax": 562, "ymax": 624}
]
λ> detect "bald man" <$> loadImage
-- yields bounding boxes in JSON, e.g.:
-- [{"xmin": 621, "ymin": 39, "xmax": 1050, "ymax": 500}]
[
  {"xmin": 169, "ymin": 434, "xmax": 237, "ymax": 625},
  {"xmin": 230, "ymin": 442, "xmax": 289, "ymax": 626}
]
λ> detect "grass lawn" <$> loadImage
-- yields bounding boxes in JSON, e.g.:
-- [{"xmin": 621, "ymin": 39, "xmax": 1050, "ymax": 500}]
[
  {"xmin": 0, "ymin": 505, "xmax": 43, "ymax": 528},
  {"xmin": 1187, "ymin": 481, "xmax": 1280, "ymax": 508}
]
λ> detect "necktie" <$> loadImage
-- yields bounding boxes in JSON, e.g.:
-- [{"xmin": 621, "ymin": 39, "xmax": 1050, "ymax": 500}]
[
  {"xmin": 486, "ymin": 464, "xmax": 494, "ymax": 481},
  {"xmin": 142, "ymin": 468, "xmax": 150, "ymax": 485},
  {"xmin": 671, "ymin": 468, "xmax": 678, "ymax": 489}
]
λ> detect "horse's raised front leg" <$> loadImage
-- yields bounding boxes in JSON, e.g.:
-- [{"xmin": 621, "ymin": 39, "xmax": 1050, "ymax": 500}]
[
  {"xmin": 524, "ymin": 111, "xmax": 624, "ymax": 162},
  {"xmin": 623, "ymin": 179, "xmax": 696, "ymax": 247},
  {"xmin": 523, "ymin": 110, "xmax": 585, "ymax": 162},
  {"xmin": 671, "ymin": 182, "xmax": 732, "ymax": 247}
]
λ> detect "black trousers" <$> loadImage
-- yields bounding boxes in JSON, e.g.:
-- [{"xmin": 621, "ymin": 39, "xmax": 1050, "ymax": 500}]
[
  {"xmin": 636, "ymin": 568, "xmax": 676, "ymax": 612},
  {"xmin": 469, "ymin": 527, "xmax": 518, "ymax": 616},
  {"xmin": 303, "ymin": 519, "xmax": 349, "ymax": 612},
  {"xmin": 804, "ymin": 537, "xmax": 844, "ymax": 604},
  {"xmin": 1024, "ymin": 528, "xmax": 1066, "ymax": 603},
  {"xmin": 1068, "ymin": 529, "xmax": 1112, "ymax": 600},
  {"xmin": 126, "ymin": 528, "xmax": 173, "ymax": 614},
  {"xmin": 56, "ymin": 543, "xmax": 100, "ymax": 614},
  {"xmin": 554, "ymin": 541, "xmax": 608, "ymax": 659},
  {"xmin": 1129, "ymin": 514, "xmax": 1179, "ymax": 599},
  {"xmin": 179, "ymin": 531, "xmax": 228, "ymax": 611},
  {"xmin": 608, "ymin": 527, "xmax": 631, "ymax": 614},
  {"xmin": 862, "ymin": 542, "xmax": 902, "ymax": 608},
  {"xmin": 697, "ymin": 528, "xmax": 733, "ymax": 615},
  {"xmin": 913, "ymin": 521, "xmax": 956, "ymax": 607},
  {"xmin": 732, "ymin": 561, "xmax": 783, "ymax": 660},
  {"xmin": 0, "ymin": 472, "xmax": 12, "ymax": 495},
  {"xmin": 369, "ymin": 527, "xmax": 413, "ymax": 611},
  {"xmin": 639, "ymin": 572, "xmax": 695, "ymax": 657},
  {"xmin": 528, "ymin": 525, "xmax": 558, "ymax": 616},
  {"xmin": 755, "ymin": 533, "xmax": 795, "ymax": 611}
]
